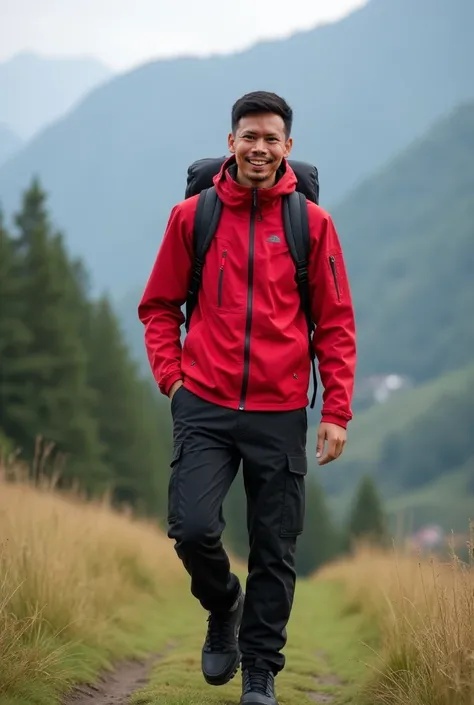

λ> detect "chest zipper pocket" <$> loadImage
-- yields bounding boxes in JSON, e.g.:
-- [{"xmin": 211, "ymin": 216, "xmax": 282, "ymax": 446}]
[
  {"xmin": 218, "ymin": 250, "xmax": 227, "ymax": 307},
  {"xmin": 329, "ymin": 255, "xmax": 341, "ymax": 302}
]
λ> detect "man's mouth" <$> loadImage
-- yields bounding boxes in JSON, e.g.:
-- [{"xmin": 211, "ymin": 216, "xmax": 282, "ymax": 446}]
[{"xmin": 247, "ymin": 159, "xmax": 270, "ymax": 167}]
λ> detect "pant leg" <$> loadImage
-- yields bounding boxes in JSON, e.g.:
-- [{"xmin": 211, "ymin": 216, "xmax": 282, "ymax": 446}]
[
  {"xmin": 168, "ymin": 386, "xmax": 241, "ymax": 612},
  {"xmin": 236, "ymin": 407, "xmax": 308, "ymax": 674}
]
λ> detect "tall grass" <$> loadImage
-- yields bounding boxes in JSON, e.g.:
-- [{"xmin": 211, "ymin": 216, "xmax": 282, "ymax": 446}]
[
  {"xmin": 320, "ymin": 539, "xmax": 474, "ymax": 705},
  {"xmin": 0, "ymin": 456, "xmax": 182, "ymax": 702}
]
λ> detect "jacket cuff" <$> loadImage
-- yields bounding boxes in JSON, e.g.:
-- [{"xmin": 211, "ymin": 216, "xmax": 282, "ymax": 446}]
[
  {"xmin": 321, "ymin": 414, "xmax": 349, "ymax": 429},
  {"xmin": 162, "ymin": 372, "xmax": 183, "ymax": 397}
]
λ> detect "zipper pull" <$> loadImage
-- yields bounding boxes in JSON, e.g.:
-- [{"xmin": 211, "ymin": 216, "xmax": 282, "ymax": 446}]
[
  {"xmin": 329, "ymin": 255, "xmax": 341, "ymax": 302},
  {"xmin": 220, "ymin": 250, "xmax": 227, "ymax": 269},
  {"xmin": 252, "ymin": 189, "xmax": 257, "ymax": 208}
]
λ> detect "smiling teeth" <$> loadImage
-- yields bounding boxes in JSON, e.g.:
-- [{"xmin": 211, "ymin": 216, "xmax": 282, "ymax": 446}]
[{"xmin": 250, "ymin": 160, "xmax": 267, "ymax": 165}]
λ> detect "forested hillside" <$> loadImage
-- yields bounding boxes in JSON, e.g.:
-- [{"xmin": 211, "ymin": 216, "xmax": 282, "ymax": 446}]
[
  {"xmin": 316, "ymin": 362, "xmax": 474, "ymax": 533},
  {"xmin": 0, "ymin": 182, "xmax": 171, "ymax": 518},
  {"xmin": 0, "ymin": 0, "xmax": 472, "ymax": 296},
  {"xmin": 332, "ymin": 101, "xmax": 474, "ymax": 385},
  {"xmin": 301, "ymin": 102, "xmax": 474, "ymax": 533}
]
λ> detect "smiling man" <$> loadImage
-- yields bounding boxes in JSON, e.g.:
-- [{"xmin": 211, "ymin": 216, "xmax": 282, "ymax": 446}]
[{"xmin": 138, "ymin": 91, "xmax": 356, "ymax": 705}]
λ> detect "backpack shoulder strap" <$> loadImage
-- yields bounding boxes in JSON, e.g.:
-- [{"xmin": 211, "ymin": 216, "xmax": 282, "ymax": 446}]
[
  {"xmin": 185, "ymin": 186, "xmax": 222, "ymax": 331},
  {"xmin": 283, "ymin": 191, "xmax": 318, "ymax": 409},
  {"xmin": 283, "ymin": 191, "xmax": 311, "ymax": 263}
]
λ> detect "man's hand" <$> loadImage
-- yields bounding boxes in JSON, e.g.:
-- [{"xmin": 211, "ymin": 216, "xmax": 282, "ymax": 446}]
[
  {"xmin": 169, "ymin": 380, "xmax": 184, "ymax": 400},
  {"xmin": 316, "ymin": 422, "xmax": 347, "ymax": 466}
]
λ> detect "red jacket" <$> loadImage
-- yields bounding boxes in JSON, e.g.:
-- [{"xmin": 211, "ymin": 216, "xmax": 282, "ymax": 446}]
[{"xmin": 138, "ymin": 158, "xmax": 356, "ymax": 428}]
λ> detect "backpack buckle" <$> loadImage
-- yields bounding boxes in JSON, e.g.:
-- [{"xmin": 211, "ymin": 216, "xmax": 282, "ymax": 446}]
[{"xmin": 296, "ymin": 264, "xmax": 308, "ymax": 284}]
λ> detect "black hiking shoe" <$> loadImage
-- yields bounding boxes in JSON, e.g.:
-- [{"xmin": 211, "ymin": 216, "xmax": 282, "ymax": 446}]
[
  {"xmin": 240, "ymin": 667, "xmax": 278, "ymax": 705},
  {"xmin": 201, "ymin": 589, "xmax": 244, "ymax": 686}
]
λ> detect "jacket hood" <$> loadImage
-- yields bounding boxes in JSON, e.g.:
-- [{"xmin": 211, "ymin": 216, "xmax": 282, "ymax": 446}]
[{"xmin": 213, "ymin": 155, "xmax": 297, "ymax": 209}]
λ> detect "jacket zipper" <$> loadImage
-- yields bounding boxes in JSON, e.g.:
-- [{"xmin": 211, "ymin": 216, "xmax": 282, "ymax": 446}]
[
  {"xmin": 217, "ymin": 250, "xmax": 227, "ymax": 307},
  {"xmin": 329, "ymin": 255, "xmax": 341, "ymax": 302},
  {"xmin": 239, "ymin": 189, "xmax": 257, "ymax": 410}
]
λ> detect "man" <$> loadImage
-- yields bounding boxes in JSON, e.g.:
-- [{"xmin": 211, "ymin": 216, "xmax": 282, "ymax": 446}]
[{"xmin": 138, "ymin": 91, "xmax": 356, "ymax": 705}]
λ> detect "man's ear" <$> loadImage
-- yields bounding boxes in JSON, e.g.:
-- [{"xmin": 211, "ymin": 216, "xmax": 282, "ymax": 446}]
[
  {"xmin": 283, "ymin": 137, "xmax": 293, "ymax": 158},
  {"xmin": 228, "ymin": 132, "xmax": 236, "ymax": 153}
]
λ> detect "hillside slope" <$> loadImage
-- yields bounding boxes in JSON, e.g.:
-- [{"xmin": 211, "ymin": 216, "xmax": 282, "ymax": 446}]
[
  {"xmin": 0, "ymin": 52, "xmax": 112, "ymax": 139},
  {"xmin": 332, "ymin": 101, "xmax": 474, "ymax": 384},
  {"xmin": 0, "ymin": 0, "xmax": 472, "ymax": 295},
  {"xmin": 315, "ymin": 361, "xmax": 474, "ymax": 533},
  {"xmin": 0, "ymin": 124, "xmax": 22, "ymax": 168}
]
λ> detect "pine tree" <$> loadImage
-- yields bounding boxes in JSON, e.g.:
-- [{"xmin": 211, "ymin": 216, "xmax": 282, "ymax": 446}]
[
  {"xmin": 296, "ymin": 474, "xmax": 339, "ymax": 576},
  {"xmin": 345, "ymin": 474, "xmax": 387, "ymax": 548},
  {"xmin": 132, "ymin": 377, "xmax": 173, "ymax": 517},
  {"xmin": 84, "ymin": 295, "xmax": 172, "ymax": 515},
  {"xmin": 0, "ymin": 207, "xmax": 33, "ymax": 446},
  {"xmin": 12, "ymin": 179, "xmax": 107, "ymax": 490}
]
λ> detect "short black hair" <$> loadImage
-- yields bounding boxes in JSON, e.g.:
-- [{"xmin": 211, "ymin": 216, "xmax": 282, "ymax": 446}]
[{"xmin": 231, "ymin": 91, "xmax": 293, "ymax": 139}]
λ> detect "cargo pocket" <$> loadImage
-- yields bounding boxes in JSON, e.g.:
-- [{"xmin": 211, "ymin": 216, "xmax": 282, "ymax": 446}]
[
  {"xmin": 168, "ymin": 441, "xmax": 183, "ymax": 524},
  {"xmin": 280, "ymin": 454, "xmax": 307, "ymax": 537}
]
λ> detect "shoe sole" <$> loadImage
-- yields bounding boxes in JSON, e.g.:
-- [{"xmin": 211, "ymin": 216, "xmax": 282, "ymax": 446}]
[
  {"xmin": 203, "ymin": 649, "xmax": 241, "ymax": 686},
  {"xmin": 240, "ymin": 696, "xmax": 278, "ymax": 705}
]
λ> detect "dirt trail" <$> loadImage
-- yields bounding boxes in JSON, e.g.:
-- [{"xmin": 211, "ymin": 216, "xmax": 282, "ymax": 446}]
[
  {"xmin": 306, "ymin": 649, "xmax": 344, "ymax": 704},
  {"xmin": 63, "ymin": 643, "xmax": 176, "ymax": 705}
]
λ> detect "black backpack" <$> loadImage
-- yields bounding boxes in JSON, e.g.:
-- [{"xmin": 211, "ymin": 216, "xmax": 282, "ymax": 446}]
[{"xmin": 184, "ymin": 156, "xmax": 319, "ymax": 408}]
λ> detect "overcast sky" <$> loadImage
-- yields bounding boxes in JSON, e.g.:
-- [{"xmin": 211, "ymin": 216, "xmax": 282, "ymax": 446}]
[{"xmin": 0, "ymin": 0, "xmax": 367, "ymax": 70}]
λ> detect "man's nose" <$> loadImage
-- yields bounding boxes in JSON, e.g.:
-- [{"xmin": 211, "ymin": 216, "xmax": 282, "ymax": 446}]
[{"xmin": 251, "ymin": 138, "xmax": 267, "ymax": 153}]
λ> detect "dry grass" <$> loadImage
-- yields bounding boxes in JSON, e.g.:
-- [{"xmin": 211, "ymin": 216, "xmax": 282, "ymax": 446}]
[
  {"xmin": 0, "ymin": 449, "xmax": 378, "ymax": 705},
  {"xmin": 319, "ymin": 539, "xmax": 474, "ymax": 705},
  {"xmin": 0, "ymin": 456, "xmax": 182, "ymax": 702}
]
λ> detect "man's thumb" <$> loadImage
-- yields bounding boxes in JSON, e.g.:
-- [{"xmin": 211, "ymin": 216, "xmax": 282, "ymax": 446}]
[{"xmin": 316, "ymin": 428, "xmax": 326, "ymax": 458}]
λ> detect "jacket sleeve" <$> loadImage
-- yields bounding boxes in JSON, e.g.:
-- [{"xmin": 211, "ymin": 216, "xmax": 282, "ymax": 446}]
[
  {"xmin": 308, "ymin": 207, "xmax": 357, "ymax": 429},
  {"xmin": 137, "ymin": 203, "xmax": 194, "ymax": 397}
]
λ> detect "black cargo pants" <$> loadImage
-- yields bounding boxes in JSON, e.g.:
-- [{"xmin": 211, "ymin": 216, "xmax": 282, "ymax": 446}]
[{"xmin": 167, "ymin": 386, "xmax": 308, "ymax": 675}]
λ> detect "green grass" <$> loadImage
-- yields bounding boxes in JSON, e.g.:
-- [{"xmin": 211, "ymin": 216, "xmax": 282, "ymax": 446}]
[
  {"xmin": 0, "ymin": 571, "xmax": 377, "ymax": 705},
  {"xmin": 131, "ymin": 578, "xmax": 377, "ymax": 705},
  {"xmin": 0, "ymin": 578, "xmax": 377, "ymax": 705},
  {"xmin": 0, "ymin": 594, "xmax": 178, "ymax": 705}
]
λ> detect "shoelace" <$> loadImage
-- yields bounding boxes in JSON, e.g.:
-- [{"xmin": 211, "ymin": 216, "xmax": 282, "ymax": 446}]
[
  {"xmin": 204, "ymin": 613, "xmax": 233, "ymax": 652},
  {"xmin": 243, "ymin": 668, "xmax": 274, "ymax": 695}
]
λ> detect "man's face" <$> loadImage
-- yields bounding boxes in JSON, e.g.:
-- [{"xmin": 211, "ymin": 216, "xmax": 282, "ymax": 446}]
[{"xmin": 228, "ymin": 113, "xmax": 292, "ymax": 189}]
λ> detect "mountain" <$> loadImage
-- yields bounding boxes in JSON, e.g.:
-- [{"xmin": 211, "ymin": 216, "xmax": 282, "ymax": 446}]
[
  {"xmin": 303, "ymin": 100, "xmax": 474, "ymax": 534},
  {"xmin": 0, "ymin": 52, "xmax": 112, "ymax": 139},
  {"xmin": 332, "ymin": 101, "xmax": 474, "ymax": 386},
  {"xmin": 0, "ymin": 124, "xmax": 22, "ymax": 167},
  {"xmin": 0, "ymin": 0, "xmax": 472, "ymax": 297}
]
